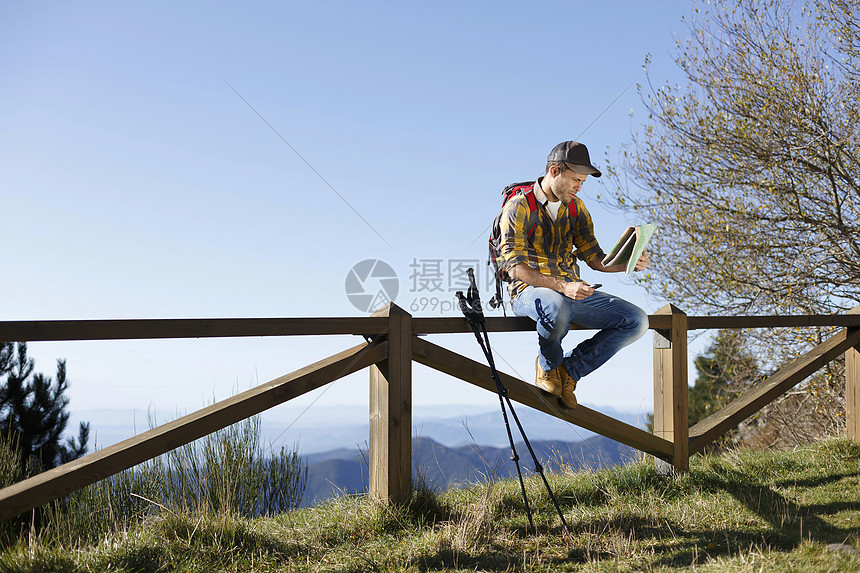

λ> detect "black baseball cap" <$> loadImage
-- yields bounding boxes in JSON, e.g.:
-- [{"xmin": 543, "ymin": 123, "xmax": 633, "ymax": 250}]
[{"xmin": 547, "ymin": 141, "xmax": 602, "ymax": 178}]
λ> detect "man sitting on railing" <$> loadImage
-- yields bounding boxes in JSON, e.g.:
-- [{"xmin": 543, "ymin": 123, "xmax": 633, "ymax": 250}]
[{"xmin": 498, "ymin": 141, "xmax": 650, "ymax": 409}]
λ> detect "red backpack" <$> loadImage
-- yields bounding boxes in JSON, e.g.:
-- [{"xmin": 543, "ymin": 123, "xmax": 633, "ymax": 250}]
[{"xmin": 487, "ymin": 181, "xmax": 578, "ymax": 310}]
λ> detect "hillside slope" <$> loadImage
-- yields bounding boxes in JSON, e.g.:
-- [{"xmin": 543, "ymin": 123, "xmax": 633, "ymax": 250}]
[{"xmin": 3, "ymin": 439, "xmax": 859, "ymax": 572}]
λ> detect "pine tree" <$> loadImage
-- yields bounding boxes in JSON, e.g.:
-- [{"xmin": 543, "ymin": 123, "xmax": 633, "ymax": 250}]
[
  {"xmin": 0, "ymin": 342, "xmax": 89, "ymax": 475},
  {"xmin": 687, "ymin": 330, "xmax": 762, "ymax": 450},
  {"xmin": 689, "ymin": 330, "xmax": 761, "ymax": 424}
]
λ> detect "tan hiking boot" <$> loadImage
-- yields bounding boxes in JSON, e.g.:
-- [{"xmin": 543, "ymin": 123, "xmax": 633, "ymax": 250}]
[
  {"xmin": 560, "ymin": 373, "xmax": 578, "ymax": 409},
  {"xmin": 535, "ymin": 357, "xmax": 563, "ymax": 396}
]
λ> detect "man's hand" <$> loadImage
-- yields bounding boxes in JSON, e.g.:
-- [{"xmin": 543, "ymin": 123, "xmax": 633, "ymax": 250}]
[
  {"xmin": 509, "ymin": 263, "xmax": 595, "ymax": 300},
  {"xmin": 560, "ymin": 280, "xmax": 595, "ymax": 301},
  {"xmin": 633, "ymin": 250, "xmax": 650, "ymax": 272}
]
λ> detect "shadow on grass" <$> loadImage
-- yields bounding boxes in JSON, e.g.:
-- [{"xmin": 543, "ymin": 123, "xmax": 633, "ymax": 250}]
[
  {"xmin": 771, "ymin": 470, "xmax": 857, "ymax": 489},
  {"xmin": 408, "ymin": 545, "xmax": 522, "ymax": 572},
  {"xmin": 557, "ymin": 463, "xmax": 860, "ymax": 569},
  {"xmin": 705, "ymin": 464, "xmax": 860, "ymax": 546},
  {"xmin": 412, "ymin": 459, "xmax": 860, "ymax": 571},
  {"xmin": 558, "ymin": 514, "xmax": 785, "ymax": 569}
]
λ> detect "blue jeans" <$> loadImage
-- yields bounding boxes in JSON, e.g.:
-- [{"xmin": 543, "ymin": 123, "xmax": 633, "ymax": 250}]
[{"xmin": 511, "ymin": 286, "xmax": 649, "ymax": 381}]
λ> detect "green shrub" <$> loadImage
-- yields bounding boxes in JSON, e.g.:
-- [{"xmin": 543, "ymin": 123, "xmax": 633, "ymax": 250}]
[{"xmin": 44, "ymin": 414, "xmax": 306, "ymax": 547}]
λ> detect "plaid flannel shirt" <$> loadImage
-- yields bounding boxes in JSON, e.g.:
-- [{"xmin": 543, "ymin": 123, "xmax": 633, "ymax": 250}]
[{"xmin": 498, "ymin": 178, "xmax": 606, "ymax": 298}]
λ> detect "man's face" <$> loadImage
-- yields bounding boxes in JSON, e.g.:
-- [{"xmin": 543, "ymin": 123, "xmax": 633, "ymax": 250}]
[{"xmin": 554, "ymin": 168, "xmax": 588, "ymax": 205}]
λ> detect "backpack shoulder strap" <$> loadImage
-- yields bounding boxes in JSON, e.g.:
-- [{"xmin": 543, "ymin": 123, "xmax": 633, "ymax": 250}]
[
  {"xmin": 567, "ymin": 197, "xmax": 578, "ymax": 219},
  {"xmin": 520, "ymin": 184, "xmax": 539, "ymax": 238},
  {"xmin": 500, "ymin": 181, "xmax": 540, "ymax": 239},
  {"xmin": 523, "ymin": 186, "xmax": 538, "ymax": 212}
]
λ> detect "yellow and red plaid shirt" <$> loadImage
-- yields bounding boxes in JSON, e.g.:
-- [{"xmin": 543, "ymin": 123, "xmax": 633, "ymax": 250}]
[{"xmin": 498, "ymin": 177, "xmax": 606, "ymax": 298}]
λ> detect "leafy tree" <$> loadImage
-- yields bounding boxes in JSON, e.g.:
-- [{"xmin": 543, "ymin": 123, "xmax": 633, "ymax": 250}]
[
  {"xmin": 606, "ymin": 0, "xmax": 858, "ymax": 440},
  {"xmin": 0, "ymin": 342, "xmax": 89, "ymax": 475},
  {"xmin": 607, "ymin": 0, "xmax": 859, "ymax": 318}
]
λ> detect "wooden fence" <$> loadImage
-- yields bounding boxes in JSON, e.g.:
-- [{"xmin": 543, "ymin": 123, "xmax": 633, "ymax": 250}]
[{"xmin": 0, "ymin": 303, "xmax": 858, "ymax": 521}]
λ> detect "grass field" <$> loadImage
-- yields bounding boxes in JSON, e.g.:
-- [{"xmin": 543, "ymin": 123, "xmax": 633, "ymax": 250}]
[{"xmin": 2, "ymin": 438, "xmax": 859, "ymax": 572}]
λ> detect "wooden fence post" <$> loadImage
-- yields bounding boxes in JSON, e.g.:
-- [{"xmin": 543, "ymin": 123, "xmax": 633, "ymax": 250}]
[
  {"xmin": 847, "ymin": 307, "xmax": 860, "ymax": 443},
  {"xmin": 848, "ymin": 333, "xmax": 859, "ymax": 443},
  {"xmin": 369, "ymin": 303, "xmax": 412, "ymax": 504},
  {"xmin": 653, "ymin": 304, "xmax": 689, "ymax": 473}
]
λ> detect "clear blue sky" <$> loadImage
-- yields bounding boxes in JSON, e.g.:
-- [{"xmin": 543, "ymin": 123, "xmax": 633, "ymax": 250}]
[{"xmin": 1, "ymin": 1, "xmax": 698, "ymax": 445}]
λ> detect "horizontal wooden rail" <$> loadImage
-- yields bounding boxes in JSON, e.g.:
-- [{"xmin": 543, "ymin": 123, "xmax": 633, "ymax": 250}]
[
  {"xmin": 412, "ymin": 316, "xmax": 535, "ymax": 334},
  {"xmin": 0, "ymin": 317, "xmax": 389, "ymax": 342},
  {"xmin": 689, "ymin": 326, "xmax": 860, "ymax": 453},
  {"xmin": 0, "ymin": 339, "xmax": 388, "ymax": 522},
  {"xmin": 412, "ymin": 316, "xmax": 671, "ymax": 333},
  {"xmin": 411, "ymin": 336, "xmax": 673, "ymax": 461},
  {"xmin": 2, "ymin": 314, "xmax": 857, "ymax": 342},
  {"xmin": 686, "ymin": 315, "xmax": 860, "ymax": 330},
  {"xmin": 410, "ymin": 314, "xmax": 860, "ymax": 334}
]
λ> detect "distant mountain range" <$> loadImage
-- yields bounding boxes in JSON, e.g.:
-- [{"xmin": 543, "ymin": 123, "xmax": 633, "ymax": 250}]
[
  {"xmin": 301, "ymin": 434, "xmax": 641, "ymax": 507},
  {"xmin": 71, "ymin": 404, "xmax": 650, "ymax": 454}
]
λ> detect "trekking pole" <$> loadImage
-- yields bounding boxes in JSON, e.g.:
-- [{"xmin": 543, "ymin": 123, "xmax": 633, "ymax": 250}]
[
  {"xmin": 456, "ymin": 281, "xmax": 534, "ymax": 529},
  {"xmin": 456, "ymin": 268, "xmax": 570, "ymax": 533}
]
